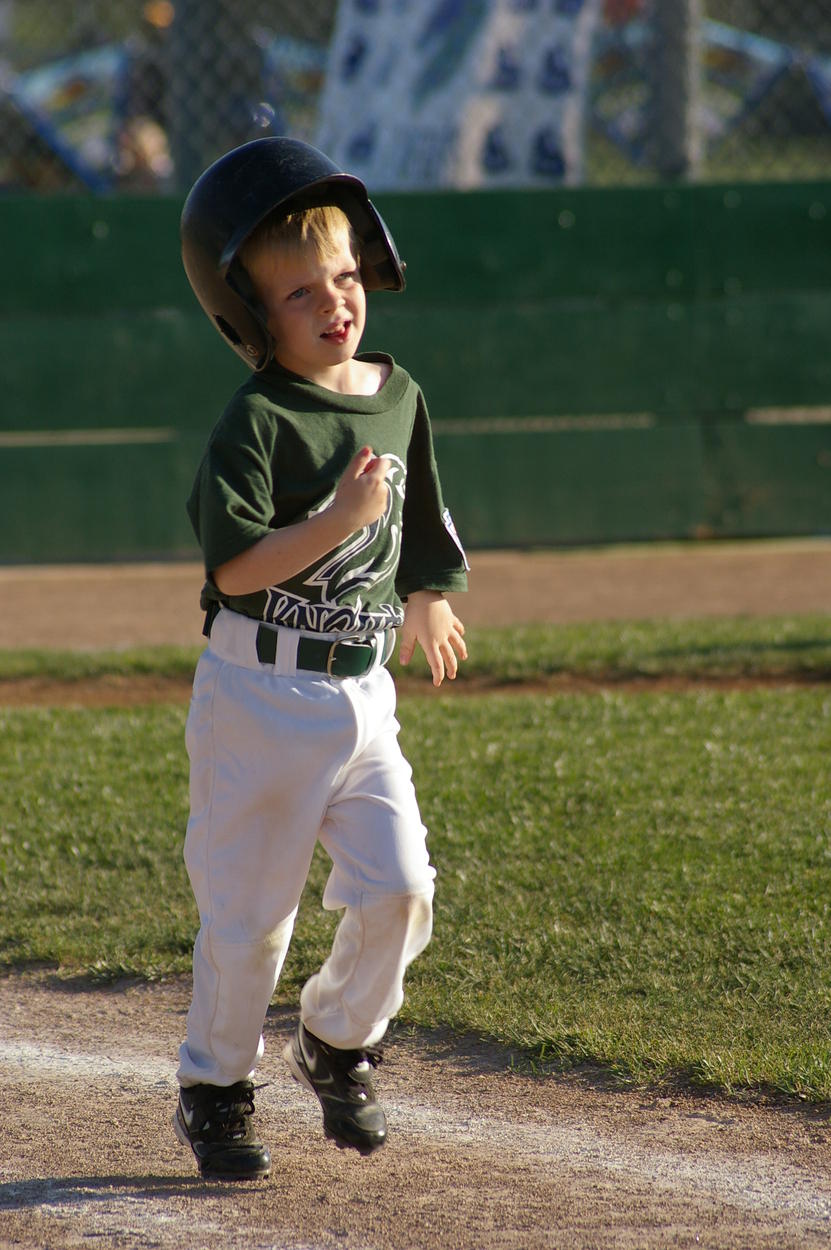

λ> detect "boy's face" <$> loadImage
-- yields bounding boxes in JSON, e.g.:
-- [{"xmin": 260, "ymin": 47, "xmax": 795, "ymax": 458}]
[{"xmin": 246, "ymin": 225, "xmax": 367, "ymax": 385}]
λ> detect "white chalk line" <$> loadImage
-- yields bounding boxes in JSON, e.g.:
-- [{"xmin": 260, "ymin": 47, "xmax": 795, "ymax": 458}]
[
  {"xmin": 0, "ymin": 1041, "xmax": 324, "ymax": 1250},
  {"xmin": 1, "ymin": 1039, "xmax": 831, "ymax": 1238}
]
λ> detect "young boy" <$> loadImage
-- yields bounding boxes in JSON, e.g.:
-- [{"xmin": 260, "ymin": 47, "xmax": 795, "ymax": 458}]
[{"xmin": 174, "ymin": 138, "xmax": 469, "ymax": 1180}]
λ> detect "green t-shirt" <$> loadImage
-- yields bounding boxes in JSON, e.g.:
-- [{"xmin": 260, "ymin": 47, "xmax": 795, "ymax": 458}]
[{"xmin": 187, "ymin": 353, "xmax": 469, "ymax": 636}]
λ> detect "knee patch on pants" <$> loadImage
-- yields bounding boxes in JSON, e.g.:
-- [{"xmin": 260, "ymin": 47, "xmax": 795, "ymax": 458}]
[{"xmin": 299, "ymin": 887, "xmax": 434, "ymax": 1049}]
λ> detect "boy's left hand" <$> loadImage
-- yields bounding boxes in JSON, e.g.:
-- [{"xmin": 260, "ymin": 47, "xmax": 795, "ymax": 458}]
[{"xmin": 398, "ymin": 590, "xmax": 467, "ymax": 687}]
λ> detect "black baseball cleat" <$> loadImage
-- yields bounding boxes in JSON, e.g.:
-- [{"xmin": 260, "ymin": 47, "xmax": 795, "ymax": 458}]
[
  {"xmin": 283, "ymin": 1022, "xmax": 387, "ymax": 1155},
  {"xmin": 174, "ymin": 1080, "xmax": 271, "ymax": 1180}
]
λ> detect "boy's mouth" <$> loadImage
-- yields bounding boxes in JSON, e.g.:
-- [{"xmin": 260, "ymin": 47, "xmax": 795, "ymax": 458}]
[{"xmin": 321, "ymin": 321, "xmax": 351, "ymax": 345}]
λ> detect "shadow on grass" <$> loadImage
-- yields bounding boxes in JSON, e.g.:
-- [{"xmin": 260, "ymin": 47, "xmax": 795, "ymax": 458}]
[
  {"xmin": 650, "ymin": 636, "xmax": 831, "ymax": 663},
  {"xmin": 382, "ymin": 1019, "xmax": 831, "ymax": 1127},
  {"xmin": 6, "ymin": 970, "xmax": 831, "ymax": 1125}
]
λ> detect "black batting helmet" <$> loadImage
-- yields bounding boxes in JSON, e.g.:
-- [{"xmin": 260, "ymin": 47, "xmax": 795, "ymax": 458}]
[{"xmin": 180, "ymin": 137, "xmax": 406, "ymax": 371}]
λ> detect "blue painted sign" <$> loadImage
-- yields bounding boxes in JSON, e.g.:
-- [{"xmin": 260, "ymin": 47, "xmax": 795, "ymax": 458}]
[{"xmin": 316, "ymin": 0, "xmax": 602, "ymax": 189}]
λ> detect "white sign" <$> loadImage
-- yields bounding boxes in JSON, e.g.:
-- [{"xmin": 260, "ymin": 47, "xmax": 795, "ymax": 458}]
[{"xmin": 316, "ymin": 0, "xmax": 602, "ymax": 190}]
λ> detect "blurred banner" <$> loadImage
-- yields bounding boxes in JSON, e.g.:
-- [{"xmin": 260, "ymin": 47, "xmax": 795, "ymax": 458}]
[
  {"xmin": 804, "ymin": 51, "xmax": 831, "ymax": 128},
  {"xmin": 1, "ymin": 1, "xmax": 831, "ymax": 193},
  {"xmin": 591, "ymin": 18, "xmax": 796, "ymax": 166},
  {"xmin": 316, "ymin": 0, "xmax": 602, "ymax": 189},
  {"xmin": 4, "ymin": 43, "xmax": 132, "ymax": 191}
]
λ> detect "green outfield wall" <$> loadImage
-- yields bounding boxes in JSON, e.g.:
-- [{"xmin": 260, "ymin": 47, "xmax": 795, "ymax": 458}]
[{"xmin": 2, "ymin": 182, "xmax": 830, "ymax": 563}]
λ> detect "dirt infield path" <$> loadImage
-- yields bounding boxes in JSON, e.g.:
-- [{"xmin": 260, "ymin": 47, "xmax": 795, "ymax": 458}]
[
  {"xmin": 2, "ymin": 539, "xmax": 831, "ymax": 651},
  {"xmin": 2, "ymin": 974, "xmax": 831, "ymax": 1250},
  {"xmin": 2, "ymin": 542, "xmax": 831, "ymax": 1248}
]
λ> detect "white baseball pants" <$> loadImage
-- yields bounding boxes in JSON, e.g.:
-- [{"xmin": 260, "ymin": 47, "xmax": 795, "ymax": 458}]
[{"xmin": 176, "ymin": 609, "xmax": 435, "ymax": 1089}]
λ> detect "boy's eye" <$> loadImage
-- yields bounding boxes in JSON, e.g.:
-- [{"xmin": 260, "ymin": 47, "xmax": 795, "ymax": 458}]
[
  {"xmin": 287, "ymin": 287, "xmax": 308, "ymax": 301},
  {"xmin": 336, "ymin": 269, "xmax": 359, "ymax": 285}
]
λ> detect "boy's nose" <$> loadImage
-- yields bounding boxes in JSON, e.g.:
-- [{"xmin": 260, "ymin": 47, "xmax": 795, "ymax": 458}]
[{"xmin": 320, "ymin": 281, "xmax": 342, "ymax": 310}]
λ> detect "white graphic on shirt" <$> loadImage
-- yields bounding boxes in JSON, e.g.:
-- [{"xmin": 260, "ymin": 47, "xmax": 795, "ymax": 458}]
[{"xmin": 263, "ymin": 454, "xmax": 406, "ymax": 634}]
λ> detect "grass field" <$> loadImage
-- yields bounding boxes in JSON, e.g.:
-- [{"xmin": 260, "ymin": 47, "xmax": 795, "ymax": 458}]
[
  {"xmin": 2, "ymin": 614, "xmax": 830, "ymax": 1101},
  {"xmin": 1, "ymin": 612, "xmax": 829, "ymax": 684}
]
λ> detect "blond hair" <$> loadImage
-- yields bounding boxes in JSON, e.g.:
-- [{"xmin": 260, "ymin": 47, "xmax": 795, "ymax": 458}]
[{"xmin": 240, "ymin": 204, "xmax": 359, "ymax": 274}]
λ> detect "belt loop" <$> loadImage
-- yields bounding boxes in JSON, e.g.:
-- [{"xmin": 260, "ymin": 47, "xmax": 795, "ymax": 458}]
[
  {"xmin": 274, "ymin": 626, "xmax": 297, "ymax": 675},
  {"xmin": 202, "ymin": 598, "xmax": 221, "ymax": 638},
  {"xmin": 254, "ymin": 622, "xmax": 298, "ymax": 674},
  {"xmin": 380, "ymin": 629, "xmax": 395, "ymax": 667}
]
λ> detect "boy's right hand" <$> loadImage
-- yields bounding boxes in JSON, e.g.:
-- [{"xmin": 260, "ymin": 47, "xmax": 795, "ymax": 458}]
[
  {"xmin": 213, "ymin": 446, "xmax": 390, "ymax": 598},
  {"xmin": 332, "ymin": 446, "xmax": 390, "ymax": 531}
]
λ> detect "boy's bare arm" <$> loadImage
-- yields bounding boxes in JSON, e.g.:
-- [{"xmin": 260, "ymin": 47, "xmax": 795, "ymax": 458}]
[
  {"xmin": 213, "ymin": 446, "xmax": 389, "ymax": 597},
  {"xmin": 398, "ymin": 591, "xmax": 467, "ymax": 688}
]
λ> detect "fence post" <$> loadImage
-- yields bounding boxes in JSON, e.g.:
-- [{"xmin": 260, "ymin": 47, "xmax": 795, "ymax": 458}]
[
  {"xmin": 0, "ymin": 1, "xmax": 12, "ymax": 44},
  {"xmin": 167, "ymin": 0, "xmax": 260, "ymax": 192},
  {"xmin": 650, "ymin": 0, "xmax": 702, "ymax": 179}
]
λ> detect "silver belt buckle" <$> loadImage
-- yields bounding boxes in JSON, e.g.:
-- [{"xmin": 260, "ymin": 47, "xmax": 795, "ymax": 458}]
[{"xmin": 326, "ymin": 636, "xmax": 375, "ymax": 676}]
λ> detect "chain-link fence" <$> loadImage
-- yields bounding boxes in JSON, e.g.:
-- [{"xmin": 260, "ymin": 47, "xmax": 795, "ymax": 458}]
[{"xmin": 1, "ymin": 0, "xmax": 829, "ymax": 195}]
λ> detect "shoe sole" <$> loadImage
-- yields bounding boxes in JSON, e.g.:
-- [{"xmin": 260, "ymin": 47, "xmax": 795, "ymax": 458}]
[
  {"xmin": 173, "ymin": 1109, "xmax": 271, "ymax": 1181},
  {"xmin": 282, "ymin": 1039, "xmax": 385, "ymax": 1157}
]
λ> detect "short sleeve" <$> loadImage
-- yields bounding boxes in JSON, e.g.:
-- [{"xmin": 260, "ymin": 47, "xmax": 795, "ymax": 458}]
[
  {"xmin": 186, "ymin": 400, "xmax": 278, "ymax": 573},
  {"xmin": 395, "ymin": 389, "xmax": 469, "ymax": 598}
]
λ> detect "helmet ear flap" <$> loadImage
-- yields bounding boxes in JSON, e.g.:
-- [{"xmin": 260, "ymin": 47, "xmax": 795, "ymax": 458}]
[
  {"xmin": 214, "ymin": 264, "xmax": 271, "ymax": 368},
  {"xmin": 215, "ymin": 317, "xmax": 268, "ymax": 370}
]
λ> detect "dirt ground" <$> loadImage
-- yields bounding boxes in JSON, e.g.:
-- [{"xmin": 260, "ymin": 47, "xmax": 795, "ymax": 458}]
[
  {"xmin": 3, "ymin": 539, "xmax": 831, "ymax": 653},
  {"xmin": 2, "ymin": 541, "xmax": 831, "ymax": 1249},
  {"xmin": 3, "ymin": 973, "xmax": 831, "ymax": 1250}
]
